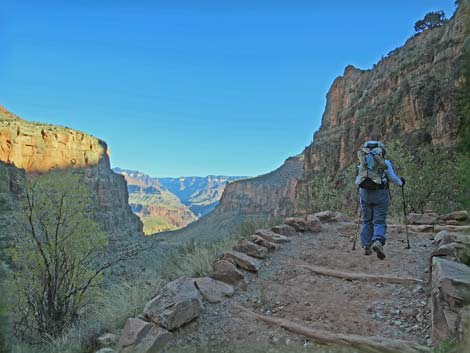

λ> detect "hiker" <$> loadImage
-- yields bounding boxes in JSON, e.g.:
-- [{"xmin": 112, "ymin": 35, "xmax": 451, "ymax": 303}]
[{"xmin": 355, "ymin": 141, "xmax": 405, "ymax": 259}]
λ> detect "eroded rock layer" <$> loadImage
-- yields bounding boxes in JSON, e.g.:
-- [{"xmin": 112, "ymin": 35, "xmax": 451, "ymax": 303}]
[
  {"xmin": 298, "ymin": 8, "xmax": 466, "ymax": 185},
  {"xmin": 0, "ymin": 106, "xmax": 143, "ymax": 241},
  {"xmin": 217, "ymin": 156, "xmax": 304, "ymax": 217}
]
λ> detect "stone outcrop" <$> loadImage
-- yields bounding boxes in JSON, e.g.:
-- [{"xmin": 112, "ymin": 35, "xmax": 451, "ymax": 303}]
[
  {"xmin": 217, "ymin": 155, "xmax": 303, "ymax": 217},
  {"xmin": 431, "ymin": 257, "xmax": 470, "ymax": 343},
  {"xmin": 296, "ymin": 6, "xmax": 467, "ymax": 212},
  {"xmin": 143, "ymin": 277, "xmax": 203, "ymax": 330},
  {"xmin": 0, "ymin": 106, "xmax": 143, "ymax": 241}
]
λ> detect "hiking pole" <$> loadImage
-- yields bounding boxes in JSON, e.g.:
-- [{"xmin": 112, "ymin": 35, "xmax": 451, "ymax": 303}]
[
  {"xmin": 401, "ymin": 185, "xmax": 411, "ymax": 249},
  {"xmin": 352, "ymin": 190, "xmax": 361, "ymax": 250}
]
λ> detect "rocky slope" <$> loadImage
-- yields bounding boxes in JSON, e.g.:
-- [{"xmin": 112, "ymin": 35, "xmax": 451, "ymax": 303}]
[
  {"xmin": 296, "ymin": 7, "xmax": 466, "ymax": 209},
  {"xmin": 217, "ymin": 156, "xmax": 304, "ymax": 217},
  {"xmin": 159, "ymin": 176, "xmax": 245, "ymax": 217},
  {"xmin": 114, "ymin": 169, "xmax": 246, "ymax": 234},
  {"xmin": 114, "ymin": 168, "xmax": 197, "ymax": 234},
  {"xmin": 0, "ymin": 105, "xmax": 143, "ymax": 242}
]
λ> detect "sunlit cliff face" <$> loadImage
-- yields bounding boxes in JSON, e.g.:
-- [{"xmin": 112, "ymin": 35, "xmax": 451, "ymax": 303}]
[{"xmin": 0, "ymin": 106, "xmax": 107, "ymax": 173}]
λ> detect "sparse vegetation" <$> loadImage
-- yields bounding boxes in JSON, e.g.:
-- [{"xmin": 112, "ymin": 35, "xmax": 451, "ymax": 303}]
[
  {"xmin": 414, "ymin": 11, "xmax": 448, "ymax": 33},
  {"xmin": 7, "ymin": 171, "xmax": 135, "ymax": 344}
]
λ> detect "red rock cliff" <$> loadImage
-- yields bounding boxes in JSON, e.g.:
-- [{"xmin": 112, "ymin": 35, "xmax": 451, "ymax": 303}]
[
  {"xmin": 217, "ymin": 156, "xmax": 304, "ymax": 217},
  {"xmin": 0, "ymin": 105, "xmax": 143, "ymax": 240}
]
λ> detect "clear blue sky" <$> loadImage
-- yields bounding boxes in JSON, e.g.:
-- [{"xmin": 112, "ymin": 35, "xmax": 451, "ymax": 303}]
[{"xmin": 0, "ymin": 0, "xmax": 456, "ymax": 177}]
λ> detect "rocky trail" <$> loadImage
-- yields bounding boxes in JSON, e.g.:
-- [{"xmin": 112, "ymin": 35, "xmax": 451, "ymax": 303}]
[{"xmin": 107, "ymin": 211, "xmax": 470, "ymax": 353}]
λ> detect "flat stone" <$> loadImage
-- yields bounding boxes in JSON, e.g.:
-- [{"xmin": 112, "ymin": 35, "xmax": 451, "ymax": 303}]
[
  {"xmin": 224, "ymin": 250, "xmax": 262, "ymax": 272},
  {"xmin": 143, "ymin": 277, "xmax": 203, "ymax": 331},
  {"xmin": 313, "ymin": 210, "xmax": 350, "ymax": 223},
  {"xmin": 407, "ymin": 213, "xmax": 439, "ymax": 225},
  {"xmin": 431, "ymin": 257, "xmax": 470, "ymax": 343},
  {"xmin": 284, "ymin": 217, "xmax": 307, "ymax": 232},
  {"xmin": 305, "ymin": 214, "xmax": 322, "ymax": 232},
  {"xmin": 440, "ymin": 211, "xmax": 469, "ymax": 222},
  {"xmin": 194, "ymin": 277, "xmax": 234, "ymax": 303},
  {"xmin": 251, "ymin": 235, "xmax": 279, "ymax": 252},
  {"xmin": 211, "ymin": 259, "xmax": 247, "ymax": 290},
  {"xmin": 434, "ymin": 225, "xmax": 470, "ymax": 233},
  {"xmin": 271, "ymin": 224, "xmax": 296, "ymax": 236},
  {"xmin": 233, "ymin": 238, "xmax": 268, "ymax": 259},
  {"xmin": 255, "ymin": 229, "xmax": 290, "ymax": 243}
]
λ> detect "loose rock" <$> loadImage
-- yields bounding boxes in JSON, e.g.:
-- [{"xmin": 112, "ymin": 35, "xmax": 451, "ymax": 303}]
[
  {"xmin": 251, "ymin": 235, "xmax": 279, "ymax": 252},
  {"xmin": 255, "ymin": 229, "xmax": 290, "ymax": 243},
  {"xmin": 284, "ymin": 217, "xmax": 308, "ymax": 232},
  {"xmin": 223, "ymin": 251, "xmax": 262, "ymax": 272},
  {"xmin": 194, "ymin": 277, "xmax": 234, "ymax": 304},
  {"xmin": 211, "ymin": 259, "xmax": 247, "ymax": 290},
  {"xmin": 271, "ymin": 224, "xmax": 297, "ymax": 236},
  {"xmin": 143, "ymin": 277, "xmax": 203, "ymax": 331},
  {"xmin": 233, "ymin": 238, "xmax": 268, "ymax": 259}
]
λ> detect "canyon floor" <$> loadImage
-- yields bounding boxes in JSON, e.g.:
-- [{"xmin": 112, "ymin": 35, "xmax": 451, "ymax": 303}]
[{"xmin": 164, "ymin": 221, "xmax": 435, "ymax": 353}]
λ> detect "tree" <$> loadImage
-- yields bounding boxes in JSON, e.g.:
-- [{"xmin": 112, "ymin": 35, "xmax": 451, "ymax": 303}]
[
  {"xmin": 414, "ymin": 11, "xmax": 448, "ymax": 33},
  {"xmin": 9, "ymin": 170, "xmax": 134, "ymax": 342}
]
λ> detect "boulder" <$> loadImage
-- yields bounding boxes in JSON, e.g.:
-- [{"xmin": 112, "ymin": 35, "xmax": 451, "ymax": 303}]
[
  {"xmin": 117, "ymin": 318, "xmax": 174, "ymax": 353},
  {"xmin": 255, "ymin": 229, "xmax": 290, "ymax": 243},
  {"xmin": 305, "ymin": 214, "xmax": 321, "ymax": 232},
  {"xmin": 284, "ymin": 217, "xmax": 307, "ymax": 232},
  {"xmin": 223, "ymin": 251, "xmax": 262, "ymax": 272},
  {"xmin": 440, "ymin": 211, "xmax": 469, "ymax": 223},
  {"xmin": 271, "ymin": 224, "xmax": 296, "ymax": 236},
  {"xmin": 433, "ymin": 230, "xmax": 452, "ymax": 245},
  {"xmin": 193, "ymin": 277, "xmax": 234, "ymax": 304},
  {"xmin": 251, "ymin": 235, "xmax": 279, "ymax": 252},
  {"xmin": 143, "ymin": 277, "xmax": 203, "ymax": 331},
  {"xmin": 313, "ymin": 210, "xmax": 350, "ymax": 223},
  {"xmin": 211, "ymin": 259, "xmax": 247, "ymax": 290},
  {"xmin": 431, "ymin": 257, "xmax": 470, "ymax": 343},
  {"xmin": 97, "ymin": 333, "xmax": 118, "ymax": 348},
  {"xmin": 233, "ymin": 238, "xmax": 268, "ymax": 259}
]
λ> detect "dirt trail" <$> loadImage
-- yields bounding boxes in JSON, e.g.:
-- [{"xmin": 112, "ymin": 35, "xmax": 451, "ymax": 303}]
[{"xmin": 167, "ymin": 221, "xmax": 435, "ymax": 353}]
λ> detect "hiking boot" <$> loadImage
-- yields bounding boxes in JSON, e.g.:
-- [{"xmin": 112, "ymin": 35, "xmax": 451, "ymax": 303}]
[
  {"xmin": 372, "ymin": 240, "xmax": 386, "ymax": 260},
  {"xmin": 364, "ymin": 246, "xmax": 372, "ymax": 255}
]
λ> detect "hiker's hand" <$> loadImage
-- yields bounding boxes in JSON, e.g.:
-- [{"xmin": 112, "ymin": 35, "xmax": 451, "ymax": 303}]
[{"xmin": 400, "ymin": 177, "xmax": 406, "ymax": 186}]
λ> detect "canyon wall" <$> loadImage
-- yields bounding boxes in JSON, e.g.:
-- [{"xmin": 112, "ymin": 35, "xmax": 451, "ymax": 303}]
[
  {"xmin": 296, "ymin": 6, "xmax": 467, "ymax": 210},
  {"xmin": 217, "ymin": 156, "xmax": 304, "ymax": 217},
  {"xmin": 0, "ymin": 105, "xmax": 143, "ymax": 241}
]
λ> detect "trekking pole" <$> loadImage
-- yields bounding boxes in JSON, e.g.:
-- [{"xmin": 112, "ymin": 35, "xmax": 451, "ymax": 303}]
[
  {"xmin": 401, "ymin": 185, "xmax": 411, "ymax": 249},
  {"xmin": 352, "ymin": 190, "xmax": 361, "ymax": 250}
]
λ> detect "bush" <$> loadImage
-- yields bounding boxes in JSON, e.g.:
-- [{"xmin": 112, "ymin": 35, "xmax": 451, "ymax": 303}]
[{"xmin": 386, "ymin": 142, "xmax": 467, "ymax": 219}]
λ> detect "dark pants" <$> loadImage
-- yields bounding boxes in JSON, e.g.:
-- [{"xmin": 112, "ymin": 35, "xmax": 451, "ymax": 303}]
[{"xmin": 359, "ymin": 188, "xmax": 389, "ymax": 247}]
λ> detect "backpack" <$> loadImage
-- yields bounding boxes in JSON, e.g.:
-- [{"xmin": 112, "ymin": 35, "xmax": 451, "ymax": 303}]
[{"xmin": 355, "ymin": 141, "xmax": 388, "ymax": 189}]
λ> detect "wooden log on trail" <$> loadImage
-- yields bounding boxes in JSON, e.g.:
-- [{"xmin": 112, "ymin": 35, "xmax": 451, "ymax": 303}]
[
  {"xmin": 297, "ymin": 264, "xmax": 423, "ymax": 285},
  {"xmin": 233, "ymin": 304, "xmax": 430, "ymax": 353}
]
